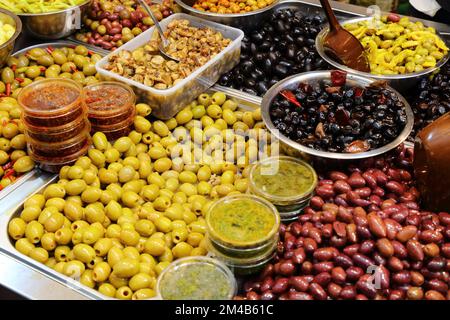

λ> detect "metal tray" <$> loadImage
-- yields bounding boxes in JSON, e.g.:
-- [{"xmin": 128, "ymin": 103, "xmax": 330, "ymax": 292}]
[
  {"xmin": 0, "ymin": 90, "xmax": 263, "ymax": 300},
  {"xmin": 0, "ymin": 170, "xmax": 38, "ymax": 202},
  {"xmin": 212, "ymin": 0, "xmax": 450, "ymax": 105},
  {"xmin": 0, "ymin": 175, "xmax": 106, "ymax": 300},
  {"xmin": 13, "ymin": 40, "xmax": 107, "ymax": 56}
]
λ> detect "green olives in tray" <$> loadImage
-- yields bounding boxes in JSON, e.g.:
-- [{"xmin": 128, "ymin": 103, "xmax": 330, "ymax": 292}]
[{"xmin": 7, "ymin": 91, "xmax": 270, "ymax": 299}]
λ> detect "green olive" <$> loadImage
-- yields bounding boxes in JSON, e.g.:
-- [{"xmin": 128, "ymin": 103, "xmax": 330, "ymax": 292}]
[
  {"xmin": 113, "ymin": 258, "xmax": 140, "ymax": 278},
  {"xmin": 37, "ymin": 55, "xmax": 54, "ymax": 67},
  {"xmin": 13, "ymin": 156, "xmax": 35, "ymax": 173},
  {"xmin": 51, "ymin": 50, "xmax": 67, "ymax": 65},
  {"xmin": 61, "ymin": 62, "xmax": 77, "ymax": 73},
  {"xmin": 83, "ymin": 63, "xmax": 97, "ymax": 76},
  {"xmin": 65, "ymin": 179, "xmax": 87, "ymax": 196},
  {"xmin": 92, "ymin": 132, "xmax": 108, "ymax": 151},
  {"xmin": 43, "ymin": 184, "xmax": 66, "ymax": 199},
  {"xmin": 1, "ymin": 67, "xmax": 14, "ymax": 84}
]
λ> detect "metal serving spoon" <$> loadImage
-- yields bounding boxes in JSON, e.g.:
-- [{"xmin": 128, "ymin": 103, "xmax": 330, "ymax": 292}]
[
  {"xmin": 319, "ymin": 0, "xmax": 370, "ymax": 72},
  {"xmin": 137, "ymin": 0, "xmax": 179, "ymax": 62}
]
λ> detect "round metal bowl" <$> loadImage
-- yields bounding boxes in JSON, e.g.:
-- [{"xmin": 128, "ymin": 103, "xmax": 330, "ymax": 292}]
[
  {"xmin": 18, "ymin": 0, "xmax": 91, "ymax": 40},
  {"xmin": 261, "ymin": 71, "xmax": 414, "ymax": 162},
  {"xmin": 175, "ymin": 0, "xmax": 279, "ymax": 31},
  {"xmin": 0, "ymin": 8, "xmax": 22, "ymax": 68},
  {"xmin": 315, "ymin": 17, "xmax": 450, "ymax": 93}
]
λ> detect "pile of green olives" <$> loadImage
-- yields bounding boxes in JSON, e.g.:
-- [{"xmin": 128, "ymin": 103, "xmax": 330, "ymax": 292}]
[
  {"xmin": 8, "ymin": 91, "xmax": 271, "ymax": 299},
  {"xmin": 1, "ymin": 45, "xmax": 102, "ymax": 99},
  {"xmin": 0, "ymin": 97, "xmax": 35, "ymax": 188}
]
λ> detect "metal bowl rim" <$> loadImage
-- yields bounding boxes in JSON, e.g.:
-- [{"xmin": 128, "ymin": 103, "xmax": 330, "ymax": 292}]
[
  {"xmin": 175, "ymin": 0, "xmax": 280, "ymax": 18},
  {"xmin": 0, "ymin": 8, "xmax": 22, "ymax": 51},
  {"xmin": 261, "ymin": 70, "xmax": 414, "ymax": 160},
  {"xmin": 16, "ymin": 0, "xmax": 91, "ymax": 17},
  {"xmin": 315, "ymin": 16, "xmax": 450, "ymax": 80}
]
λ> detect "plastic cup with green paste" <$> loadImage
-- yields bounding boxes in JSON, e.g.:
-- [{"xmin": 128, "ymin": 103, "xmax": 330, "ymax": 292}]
[
  {"xmin": 206, "ymin": 194, "xmax": 280, "ymax": 254},
  {"xmin": 156, "ymin": 256, "xmax": 237, "ymax": 300},
  {"xmin": 205, "ymin": 235, "xmax": 277, "ymax": 276},
  {"xmin": 249, "ymin": 156, "xmax": 318, "ymax": 221}
]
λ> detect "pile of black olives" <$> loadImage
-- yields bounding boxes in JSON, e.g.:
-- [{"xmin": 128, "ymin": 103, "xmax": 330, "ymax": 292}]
[
  {"xmin": 408, "ymin": 63, "xmax": 450, "ymax": 141},
  {"xmin": 218, "ymin": 9, "xmax": 328, "ymax": 96},
  {"xmin": 269, "ymin": 79, "xmax": 408, "ymax": 153}
]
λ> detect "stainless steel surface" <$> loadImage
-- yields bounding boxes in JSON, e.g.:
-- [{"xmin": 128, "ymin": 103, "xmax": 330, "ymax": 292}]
[
  {"xmin": 316, "ymin": 16, "xmax": 450, "ymax": 92},
  {"xmin": 0, "ymin": 174, "xmax": 105, "ymax": 300},
  {"xmin": 12, "ymin": 40, "xmax": 107, "ymax": 56},
  {"xmin": 0, "ymin": 170, "xmax": 38, "ymax": 202},
  {"xmin": 137, "ymin": 0, "xmax": 179, "ymax": 62},
  {"xmin": 175, "ymin": 0, "xmax": 280, "ymax": 31},
  {"xmin": 18, "ymin": 0, "xmax": 91, "ymax": 40},
  {"xmin": 0, "ymin": 8, "xmax": 22, "ymax": 67},
  {"xmin": 261, "ymin": 71, "xmax": 414, "ymax": 160}
]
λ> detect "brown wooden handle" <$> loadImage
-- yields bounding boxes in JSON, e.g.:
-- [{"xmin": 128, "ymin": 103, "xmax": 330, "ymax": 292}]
[{"xmin": 319, "ymin": 0, "xmax": 340, "ymax": 32}]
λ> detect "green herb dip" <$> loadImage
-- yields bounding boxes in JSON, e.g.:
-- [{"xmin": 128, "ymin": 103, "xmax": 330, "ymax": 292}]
[
  {"xmin": 159, "ymin": 262, "xmax": 232, "ymax": 300},
  {"xmin": 252, "ymin": 159, "xmax": 315, "ymax": 198},
  {"xmin": 208, "ymin": 198, "xmax": 276, "ymax": 245}
]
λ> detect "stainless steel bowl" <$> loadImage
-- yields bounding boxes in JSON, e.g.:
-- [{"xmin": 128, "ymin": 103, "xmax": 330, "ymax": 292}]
[
  {"xmin": 315, "ymin": 17, "xmax": 450, "ymax": 93},
  {"xmin": 175, "ymin": 0, "xmax": 279, "ymax": 31},
  {"xmin": 0, "ymin": 8, "xmax": 21, "ymax": 67},
  {"xmin": 261, "ymin": 71, "xmax": 414, "ymax": 162},
  {"xmin": 18, "ymin": 0, "xmax": 91, "ymax": 40}
]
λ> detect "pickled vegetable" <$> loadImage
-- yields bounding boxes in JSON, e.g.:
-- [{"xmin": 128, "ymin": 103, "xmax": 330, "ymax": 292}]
[
  {"xmin": 157, "ymin": 257, "xmax": 235, "ymax": 300},
  {"xmin": 0, "ymin": 19, "xmax": 15, "ymax": 46},
  {"xmin": 0, "ymin": 0, "xmax": 87, "ymax": 14},
  {"xmin": 207, "ymin": 195, "xmax": 279, "ymax": 246},
  {"xmin": 343, "ymin": 15, "xmax": 449, "ymax": 75}
]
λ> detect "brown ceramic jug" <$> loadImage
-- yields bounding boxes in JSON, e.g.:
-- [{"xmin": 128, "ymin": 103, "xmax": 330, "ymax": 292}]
[{"xmin": 414, "ymin": 112, "xmax": 450, "ymax": 212}]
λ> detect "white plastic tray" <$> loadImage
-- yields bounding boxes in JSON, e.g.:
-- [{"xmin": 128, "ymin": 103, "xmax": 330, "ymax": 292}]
[{"xmin": 96, "ymin": 13, "xmax": 244, "ymax": 119}]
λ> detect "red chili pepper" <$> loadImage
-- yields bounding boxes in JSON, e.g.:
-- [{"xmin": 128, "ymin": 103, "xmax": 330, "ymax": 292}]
[
  {"xmin": 355, "ymin": 87, "xmax": 364, "ymax": 97},
  {"xmin": 11, "ymin": 64, "xmax": 16, "ymax": 72},
  {"xmin": 69, "ymin": 45, "xmax": 76, "ymax": 49},
  {"xmin": 88, "ymin": 50, "xmax": 94, "ymax": 56},
  {"xmin": 15, "ymin": 77, "xmax": 24, "ymax": 83},
  {"xmin": 40, "ymin": 67, "xmax": 46, "ymax": 72},
  {"xmin": 331, "ymin": 70, "xmax": 347, "ymax": 86},
  {"xmin": 3, "ymin": 169, "xmax": 15, "ymax": 179},
  {"xmin": 2, "ymin": 162, "xmax": 13, "ymax": 171},
  {"xmin": 5, "ymin": 83, "xmax": 11, "ymax": 97},
  {"xmin": 70, "ymin": 66, "xmax": 77, "ymax": 73},
  {"xmin": 46, "ymin": 45, "xmax": 55, "ymax": 54},
  {"xmin": 280, "ymin": 90, "xmax": 301, "ymax": 108},
  {"xmin": 0, "ymin": 94, "xmax": 6, "ymax": 98}
]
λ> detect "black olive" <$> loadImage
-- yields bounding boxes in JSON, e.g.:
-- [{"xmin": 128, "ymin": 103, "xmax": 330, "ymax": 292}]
[
  {"xmin": 260, "ymin": 41, "xmax": 271, "ymax": 52},
  {"xmin": 250, "ymin": 43, "xmax": 258, "ymax": 55},
  {"xmin": 244, "ymin": 78, "xmax": 256, "ymax": 88},
  {"xmin": 256, "ymin": 82, "xmax": 269, "ymax": 95},
  {"xmin": 262, "ymin": 58, "xmax": 273, "ymax": 73},
  {"xmin": 268, "ymin": 79, "xmax": 279, "ymax": 87},
  {"xmin": 241, "ymin": 60, "xmax": 254, "ymax": 74},
  {"xmin": 276, "ymin": 20, "xmax": 286, "ymax": 32},
  {"xmin": 285, "ymin": 44, "xmax": 297, "ymax": 60},
  {"xmin": 251, "ymin": 31, "xmax": 264, "ymax": 44},
  {"xmin": 243, "ymin": 88, "xmax": 258, "ymax": 96},
  {"xmin": 274, "ymin": 64, "xmax": 288, "ymax": 77},
  {"xmin": 254, "ymin": 52, "xmax": 265, "ymax": 62}
]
